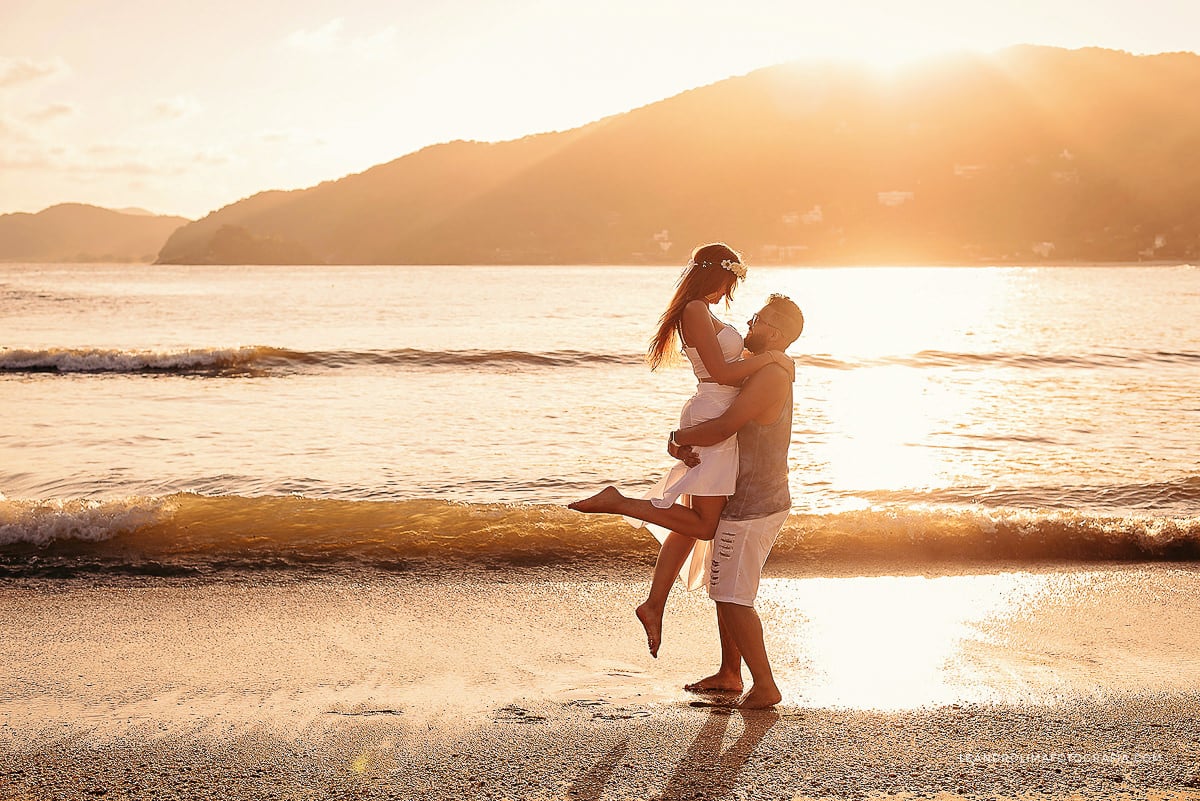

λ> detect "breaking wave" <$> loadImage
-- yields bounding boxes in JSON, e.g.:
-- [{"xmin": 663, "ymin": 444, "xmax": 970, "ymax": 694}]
[
  {"xmin": 3, "ymin": 346, "xmax": 1196, "ymax": 376},
  {"xmin": 854, "ymin": 476, "xmax": 1200, "ymax": 512},
  {"xmin": 0, "ymin": 346, "xmax": 640, "ymax": 375},
  {"xmin": 1, "ymin": 493, "xmax": 1197, "ymax": 579},
  {"xmin": 883, "ymin": 349, "xmax": 1200, "ymax": 369}
]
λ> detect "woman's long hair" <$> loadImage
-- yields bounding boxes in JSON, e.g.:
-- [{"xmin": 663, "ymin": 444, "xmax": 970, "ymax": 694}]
[{"xmin": 648, "ymin": 243, "xmax": 744, "ymax": 370}]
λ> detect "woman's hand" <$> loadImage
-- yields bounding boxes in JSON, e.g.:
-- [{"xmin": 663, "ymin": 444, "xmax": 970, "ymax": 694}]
[
  {"xmin": 768, "ymin": 350, "xmax": 796, "ymax": 381},
  {"xmin": 667, "ymin": 436, "xmax": 701, "ymax": 467}
]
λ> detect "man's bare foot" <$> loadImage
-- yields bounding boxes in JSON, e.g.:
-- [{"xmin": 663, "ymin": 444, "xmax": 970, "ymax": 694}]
[
  {"xmin": 684, "ymin": 672, "xmax": 744, "ymax": 694},
  {"xmin": 635, "ymin": 602, "xmax": 663, "ymax": 658},
  {"xmin": 736, "ymin": 684, "xmax": 782, "ymax": 710},
  {"xmin": 567, "ymin": 486, "xmax": 624, "ymax": 514}
]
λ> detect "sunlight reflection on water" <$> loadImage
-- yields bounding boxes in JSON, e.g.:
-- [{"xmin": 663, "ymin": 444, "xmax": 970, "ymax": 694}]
[{"xmin": 765, "ymin": 572, "xmax": 1074, "ymax": 709}]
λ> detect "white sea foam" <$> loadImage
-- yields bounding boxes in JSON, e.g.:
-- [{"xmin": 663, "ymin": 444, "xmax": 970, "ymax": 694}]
[
  {"xmin": 0, "ymin": 346, "xmax": 266, "ymax": 373},
  {"xmin": 0, "ymin": 496, "xmax": 172, "ymax": 546}
]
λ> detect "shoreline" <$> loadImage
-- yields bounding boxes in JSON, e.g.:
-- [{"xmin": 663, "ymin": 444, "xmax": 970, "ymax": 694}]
[{"xmin": 3, "ymin": 557, "xmax": 1196, "ymax": 587}]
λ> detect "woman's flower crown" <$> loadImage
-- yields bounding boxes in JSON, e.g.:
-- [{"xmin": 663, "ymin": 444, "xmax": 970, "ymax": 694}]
[{"xmin": 685, "ymin": 258, "xmax": 747, "ymax": 280}]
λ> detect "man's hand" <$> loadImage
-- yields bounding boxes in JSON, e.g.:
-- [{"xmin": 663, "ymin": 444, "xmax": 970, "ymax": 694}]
[{"xmin": 768, "ymin": 350, "xmax": 796, "ymax": 382}]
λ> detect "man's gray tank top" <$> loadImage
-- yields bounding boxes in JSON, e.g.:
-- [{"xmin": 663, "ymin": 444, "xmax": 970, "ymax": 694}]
[{"xmin": 722, "ymin": 385, "xmax": 792, "ymax": 521}]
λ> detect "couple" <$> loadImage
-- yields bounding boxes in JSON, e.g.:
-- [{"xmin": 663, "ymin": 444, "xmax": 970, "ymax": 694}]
[{"xmin": 570, "ymin": 242, "xmax": 804, "ymax": 710}]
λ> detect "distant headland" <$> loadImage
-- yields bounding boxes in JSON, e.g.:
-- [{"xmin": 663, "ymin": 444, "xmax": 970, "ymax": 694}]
[{"xmin": 0, "ymin": 204, "xmax": 188, "ymax": 263}]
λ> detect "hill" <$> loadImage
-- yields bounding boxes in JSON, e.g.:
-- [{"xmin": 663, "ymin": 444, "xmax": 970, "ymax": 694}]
[
  {"xmin": 0, "ymin": 204, "xmax": 189, "ymax": 263},
  {"xmin": 157, "ymin": 46, "xmax": 1200, "ymax": 265}
]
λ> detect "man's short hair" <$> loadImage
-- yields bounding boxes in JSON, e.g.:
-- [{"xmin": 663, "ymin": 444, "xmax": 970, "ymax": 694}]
[{"xmin": 764, "ymin": 294, "xmax": 804, "ymax": 345}]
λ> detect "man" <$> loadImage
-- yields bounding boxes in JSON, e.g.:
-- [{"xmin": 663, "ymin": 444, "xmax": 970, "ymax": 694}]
[{"xmin": 668, "ymin": 293, "xmax": 804, "ymax": 709}]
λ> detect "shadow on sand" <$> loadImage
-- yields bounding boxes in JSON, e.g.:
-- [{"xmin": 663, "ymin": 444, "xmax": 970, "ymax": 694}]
[{"xmin": 568, "ymin": 707, "xmax": 780, "ymax": 801}]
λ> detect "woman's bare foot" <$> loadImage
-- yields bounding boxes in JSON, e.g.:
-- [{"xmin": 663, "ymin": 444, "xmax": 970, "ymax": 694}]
[
  {"xmin": 736, "ymin": 683, "xmax": 782, "ymax": 710},
  {"xmin": 635, "ymin": 601, "xmax": 663, "ymax": 658},
  {"xmin": 684, "ymin": 671, "xmax": 744, "ymax": 694},
  {"xmin": 567, "ymin": 486, "xmax": 625, "ymax": 514}
]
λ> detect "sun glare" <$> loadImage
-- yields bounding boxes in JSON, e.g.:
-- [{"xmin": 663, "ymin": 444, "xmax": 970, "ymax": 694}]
[
  {"xmin": 749, "ymin": 267, "xmax": 1026, "ymax": 499},
  {"xmin": 787, "ymin": 33, "xmax": 970, "ymax": 74},
  {"xmin": 766, "ymin": 572, "xmax": 1058, "ymax": 709}
]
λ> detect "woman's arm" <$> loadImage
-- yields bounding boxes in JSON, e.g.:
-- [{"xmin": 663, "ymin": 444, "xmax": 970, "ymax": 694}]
[
  {"xmin": 680, "ymin": 301, "xmax": 792, "ymax": 386},
  {"xmin": 672, "ymin": 365, "xmax": 792, "ymax": 447}
]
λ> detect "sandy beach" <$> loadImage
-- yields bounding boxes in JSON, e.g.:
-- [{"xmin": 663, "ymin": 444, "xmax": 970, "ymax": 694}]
[
  {"xmin": 5, "ymin": 692, "xmax": 1199, "ymax": 800},
  {"xmin": 3, "ymin": 565, "xmax": 1199, "ymax": 799}
]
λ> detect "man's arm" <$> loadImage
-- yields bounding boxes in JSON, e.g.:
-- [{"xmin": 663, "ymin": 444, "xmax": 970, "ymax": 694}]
[{"xmin": 672, "ymin": 365, "xmax": 789, "ymax": 448}]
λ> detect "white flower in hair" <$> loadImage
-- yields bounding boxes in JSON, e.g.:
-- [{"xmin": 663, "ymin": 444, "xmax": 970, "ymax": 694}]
[
  {"xmin": 683, "ymin": 258, "xmax": 747, "ymax": 280},
  {"xmin": 720, "ymin": 259, "xmax": 747, "ymax": 279}
]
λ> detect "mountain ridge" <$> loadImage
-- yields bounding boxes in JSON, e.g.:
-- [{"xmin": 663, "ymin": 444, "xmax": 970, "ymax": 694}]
[
  {"xmin": 122, "ymin": 47, "xmax": 1200, "ymax": 264},
  {"xmin": 0, "ymin": 204, "xmax": 189, "ymax": 263}
]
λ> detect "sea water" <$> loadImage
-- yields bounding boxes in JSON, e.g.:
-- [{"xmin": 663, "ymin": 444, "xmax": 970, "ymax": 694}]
[{"xmin": 1, "ymin": 263, "xmax": 1197, "ymax": 577}]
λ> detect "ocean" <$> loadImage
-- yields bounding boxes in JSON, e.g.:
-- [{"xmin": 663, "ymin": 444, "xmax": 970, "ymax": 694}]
[{"xmin": 1, "ymin": 263, "xmax": 1197, "ymax": 577}]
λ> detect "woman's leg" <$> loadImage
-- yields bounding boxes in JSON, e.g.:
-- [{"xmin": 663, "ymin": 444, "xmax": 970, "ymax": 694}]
[
  {"xmin": 568, "ymin": 487, "xmax": 725, "ymax": 541},
  {"xmin": 635, "ymin": 531, "xmax": 693, "ymax": 658},
  {"xmin": 632, "ymin": 495, "xmax": 726, "ymax": 658}
]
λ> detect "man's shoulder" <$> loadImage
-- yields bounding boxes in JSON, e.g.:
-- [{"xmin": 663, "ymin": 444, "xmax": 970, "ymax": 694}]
[{"xmin": 744, "ymin": 362, "xmax": 790, "ymax": 397}]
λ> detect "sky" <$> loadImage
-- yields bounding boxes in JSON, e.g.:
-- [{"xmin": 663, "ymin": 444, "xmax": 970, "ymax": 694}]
[{"xmin": 1, "ymin": 0, "xmax": 1197, "ymax": 219}]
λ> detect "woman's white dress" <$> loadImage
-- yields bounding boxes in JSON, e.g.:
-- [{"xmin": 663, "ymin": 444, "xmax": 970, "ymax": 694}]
[{"xmin": 628, "ymin": 321, "xmax": 743, "ymax": 590}]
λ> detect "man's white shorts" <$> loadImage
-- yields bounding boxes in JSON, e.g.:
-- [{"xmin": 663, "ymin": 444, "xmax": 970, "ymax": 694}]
[{"xmin": 704, "ymin": 509, "xmax": 790, "ymax": 607}]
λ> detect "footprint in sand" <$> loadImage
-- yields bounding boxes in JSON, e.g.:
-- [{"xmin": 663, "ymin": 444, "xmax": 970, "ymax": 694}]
[
  {"xmin": 494, "ymin": 704, "xmax": 548, "ymax": 724},
  {"xmin": 565, "ymin": 699, "xmax": 609, "ymax": 709},
  {"xmin": 591, "ymin": 708, "xmax": 652, "ymax": 721}
]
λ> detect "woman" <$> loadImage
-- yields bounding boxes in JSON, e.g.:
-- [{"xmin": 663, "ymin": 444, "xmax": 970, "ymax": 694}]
[{"xmin": 568, "ymin": 242, "xmax": 792, "ymax": 657}]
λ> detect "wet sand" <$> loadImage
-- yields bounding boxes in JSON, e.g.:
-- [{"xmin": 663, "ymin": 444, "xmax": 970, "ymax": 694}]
[{"xmin": 3, "ymin": 566, "xmax": 1200, "ymax": 799}]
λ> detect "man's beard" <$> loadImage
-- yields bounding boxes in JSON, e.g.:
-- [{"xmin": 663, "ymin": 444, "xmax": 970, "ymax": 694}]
[{"xmin": 744, "ymin": 328, "xmax": 771, "ymax": 354}]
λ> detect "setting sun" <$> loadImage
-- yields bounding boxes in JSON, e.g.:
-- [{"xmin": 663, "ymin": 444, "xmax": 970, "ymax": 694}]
[{"xmin": 3, "ymin": 0, "xmax": 1199, "ymax": 218}]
